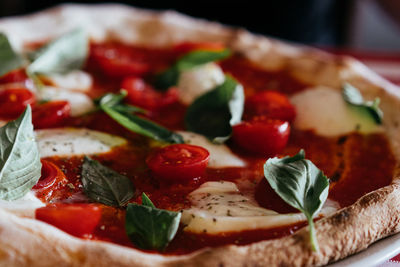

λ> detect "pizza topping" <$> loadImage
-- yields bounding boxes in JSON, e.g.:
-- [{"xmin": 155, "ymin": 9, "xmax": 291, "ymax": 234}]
[
  {"xmin": 0, "ymin": 106, "xmax": 41, "ymax": 201},
  {"xmin": 232, "ymin": 116, "xmax": 290, "ymax": 156},
  {"xmin": 173, "ymin": 41, "xmax": 226, "ymax": 54},
  {"xmin": 0, "ymin": 88, "xmax": 36, "ymax": 120},
  {"xmin": 35, "ymin": 128, "xmax": 126, "ymax": 158},
  {"xmin": 33, "ymin": 160, "xmax": 65, "ymax": 190},
  {"xmin": 0, "ymin": 33, "xmax": 26, "ymax": 77},
  {"xmin": 42, "ymin": 70, "xmax": 93, "ymax": 92},
  {"xmin": 146, "ymin": 144, "xmax": 210, "ymax": 182},
  {"xmin": 81, "ymin": 156, "xmax": 135, "ymax": 207},
  {"xmin": 264, "ymin": 150, "xmax": 329, "ymax": 251},
  {"xmin": 36, "ymin": 203, "xmax": 101, "ymax": 237},
  {"xmin": 155, "ymin": 49, "xmax": 230, "ymax": 90},
  {"xmin": 185, "ymin": 76, "xmax": 244, "ymax": 143},
  {"xmin": 0, "ymin": 68, "xmax": 29, "ymax": 84},
  {"xmin": 32, "ymin": 100, "xmax": 71, "ymax": 129},
  {"xmin": 125, "ymin": 193, "xmax": 181, "ymax": 250},
  {"xmin": 342, "ymin": 83, "xmax": 383, "ymax": 124},
  {"xmin": 97, "ymin": 91, "xmax": 184, "ymax": 144}
]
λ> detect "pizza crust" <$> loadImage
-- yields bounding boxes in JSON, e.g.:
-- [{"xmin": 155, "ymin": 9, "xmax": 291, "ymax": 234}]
[{"xmin": 1, "ymin": 4, "xmax": 400, "ymax": 266}]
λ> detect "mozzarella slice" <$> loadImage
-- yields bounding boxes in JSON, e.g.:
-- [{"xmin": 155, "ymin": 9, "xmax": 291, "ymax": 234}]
[
  {"xmin": 290, "ymin": 86, "xmax": 382, "ymax": 137},
  {"xmin": 39, "ymin": 86, "xmax": 95, "ymax": 117},
  {"xmin": 177, "ymin": 63, "xmax": 225, "ymax": 105},
  {"xmin": 35, "ymin": 128, "xmax": 126, "ymax": 158},
  {"xmin": 178, "ymin": 131, "xmax": 246, "ymax": 168},
  {"xmin": 0, "ymin": 192, "xmax": 44, "ymax": 218},
  {"xmin": 181, "ymin": 181, "xmax": 339, "ymax": 234},
  {"xmin": 43, "ymin": 70, "xmax": 93, "ymax": 92}
]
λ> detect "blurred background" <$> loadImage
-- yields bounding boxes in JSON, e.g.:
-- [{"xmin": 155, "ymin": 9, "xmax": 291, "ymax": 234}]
[{"xmin": 1, "ymin": 0, "xmax": 400, "ymax": 82}]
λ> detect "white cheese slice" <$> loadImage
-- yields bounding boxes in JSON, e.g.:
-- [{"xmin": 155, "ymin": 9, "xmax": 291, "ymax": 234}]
[
  {"xmin": 35, "ymin": 128, "xmax": 126, "ymax": 158},
  {"xmin": 290, "ymin": 86, "xmax": 382, "ymax": 137},
  {"xmin": 181, "ymin": 181, "xmax": 339, "ymax": 234},
  {"xmin": 39, "ymin": 86, "xmax": 95, "ymax": 117},
  {"xmin": 43, "ymin": 70, "xmax": 93, "ymax": 92},
  {"xmin": 0, "ymin": 192, "xmax": 44, "ymax": 218},
  {"xmin": 177, "ymin": 63, "xmax": 225, "ymax": 105},
  {"xmin": 178, "ymin": 131, "xmax": 246, "ymax": 168}
]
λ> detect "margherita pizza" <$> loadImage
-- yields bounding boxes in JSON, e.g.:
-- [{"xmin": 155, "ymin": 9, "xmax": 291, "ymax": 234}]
[{"xmin": 0, "ymin": 4, "xmax": 400, "ymax": 267}]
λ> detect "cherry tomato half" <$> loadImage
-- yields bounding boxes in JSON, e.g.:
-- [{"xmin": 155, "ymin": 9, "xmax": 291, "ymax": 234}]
[
  {"xmin": 232, "ymin": 116, "xmax": 290, "ymax": 156},
  {"xmin": 173, "ymin": 41, "xmax": 226, "ymax": 54},
  {"xmin": 90, "ymin": 44, "xmax": 150, "ymax": 78},
  {"xmin": 0, "ymin": 69, "xmax": 28, "ymax": 84},
  {"xmin": 0, "ymin": 88, "xmax": 35, "ymax": 120},
  {"xmin": 33, "ymin": 160, "xmax": 66, "ymax": 190},
  {"xmin": 121, "ymin": 77, "xmax": 178, "ymax": 111},
  {"xmin": 32, "ymin": 101, "xmax": 71, "ymax": 129},
  {"xmin": 244, "ymin": 91, "xmax": 296, "ymax": 122},
  {"xmin": 146, "ymin": 144, "xmax": 210, "ymax": 181},
  {"xmin": 35, "ymin": 204, "xmax": 102, "ymax": 237}
]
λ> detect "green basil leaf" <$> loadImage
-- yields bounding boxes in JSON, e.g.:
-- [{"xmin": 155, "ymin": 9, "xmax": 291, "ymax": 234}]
[
  {"xmin": 81, "ymin": 156, "xmax": 135, "ymax": 207},
  {"xmin": 0, "ymin": 33, "xmax": 25, "ymax": 77},
  {"xmin": 185, "ymin": 76, "xmax": 244, "ymax": 143},
  {"xmin": 342, "ymin": 83, "xmax": 383, "ymax": 124},
  {"xmin": 98, "ymin": 92, "xmax": 184, "ymax": 144},
  {"xmin": 28, "ymin": 29, "xmax": 88, "ymax": 75},
  {"xmin": 0, "ymin": 106, "xmax": 41, "ymax": 200},
  {"xmin": 141, "ymin": 192, "xmax": 155, "ymax": 208},
  {"xmin": 155, "ymin": 49, "xmax": 230, "ymax": 90},
  {"xmin": 125, "ymin": 194, "xmax": 181, "ymax": 251},
  {"xmin": 264, "ymin": 150, "xmax": 329, "ymax": 252}
]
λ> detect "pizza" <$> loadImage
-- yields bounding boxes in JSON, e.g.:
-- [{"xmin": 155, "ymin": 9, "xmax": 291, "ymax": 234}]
[{"xmin": 0, "ymin": 4, "xmax": 400, "ymax": 267}]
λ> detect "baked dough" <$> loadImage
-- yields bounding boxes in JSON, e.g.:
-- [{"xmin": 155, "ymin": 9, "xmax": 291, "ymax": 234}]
[{"xmin": 1, "ymin": 4, "xmax": 400, "ymax": 266}]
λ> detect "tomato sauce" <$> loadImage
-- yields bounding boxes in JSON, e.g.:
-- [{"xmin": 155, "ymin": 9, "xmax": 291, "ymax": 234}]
[{"xmin": 32, "ymin": 43, "xmax": 396, "ymax": 255}]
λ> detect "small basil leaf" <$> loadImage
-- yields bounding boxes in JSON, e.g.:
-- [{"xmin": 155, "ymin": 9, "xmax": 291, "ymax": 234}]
[
  {"xmin": 264, "ymin": 150, "xmax": 329, "ymax": 252},
  {"xmin": 0, "ymin": 106, "xmax": 41, "ymax": 200},
  {"xmin": 141, "ymin": 192, "xmax": 155, "ymax": 208},
  {"xmin": 98, "ymin": 92, "xmax": 184, "ymax": 144},
  {"xmin": 185, "ymin": 76, "xmax": 244, "ymax": 143},
  {"xmin": 342, "ymin": 83, "xmax": 383, "ymax": 124},
  {"xmin": 81, "ymin": 156, "xmax": 135, "ymax": 207},
  {"xmin": 0, "ymin": 33, "xmax": 25, "ymax": 77},
  {"xmin": 155, "ymin": 49, "xmax": 230, "ymax": 90},
  {"xmin": 125, "ymin": 196, "xmax": 181, "ymax": 251},
  {"xmin": 28, "ymin": 29, "xmax": 88, "ymax": 75}
]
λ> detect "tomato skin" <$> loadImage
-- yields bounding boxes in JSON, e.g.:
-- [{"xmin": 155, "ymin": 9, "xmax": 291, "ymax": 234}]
[
  {"xmin": 173, "ymin": 41, "xmax": 226, "ymax": 54},
  {"xmin": 244, "ymin": 91, "xmax": 296, "ymax": 122},
  {"xmin": 32, "ymin": 101, "xmax": 71, "ymax": 129},
  {"xmin": 33, "ymin": 160, "xmax": 65, "ymax": 190},
  {"xmin": 146, "ymin": 144, "xmax": 210, "ymax": 181},
  {"xmin": 232, "ymin": 116, "xmax": 290, "ymax": 156},
  {"xmin": 121, "ymin": 77, "xmax": 178, "ymax": 111},
  {"xmin": 0, "ymin": 69, "xmax": 28, "ymax": 84},
  {"xmin": 0, "ymin": 88, "xmax": 35, "ymax": 120},
  {"xmin": 90, "ymin": 44, "xmax": 150, "ymax": 78},
  {"xmin": 35, "ymin": 204, "xmax": 102, "ymax": 237}
]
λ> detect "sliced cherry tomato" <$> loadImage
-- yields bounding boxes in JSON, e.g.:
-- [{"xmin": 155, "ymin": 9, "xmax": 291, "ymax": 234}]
[
  {"xmin": 33, "ymin": 160, "xmax": 66, "ymax": 190},
  {"xmin": 0, "ymin": 69, "xmax": 28, "ymax": 84},
  {"xmin": 244, "ymin": 91, "xmax": 296, "ymax": 122},
  {"xmin": 173, "ymin": 41, "xmax": 225, "ymax": 54},
  {"xmin": 90, "ymin": 44, "xmax": 150, "ymax": 78},
  {"xmin": 0, "ymin": 88, "xmax": 35, "ymax": 119},
  {"xmin": 255, "ymin": 178, "xmax": 298, "ymax": 214},
  {"xmin": 146, "ymin": 144, "xmax": 210, "ymax": 181},
  {"xmin": 35, "ymin": 204, "xmax": 102, "ymax": 237},
  {"xmin": 232, "ymin": 116, "xmax": 290, "ymax": 156},
  {"xmin": 121, "ymin": 76, "xmax": 178, "ymax": 111},
  {"xmin": 32, "ymin": 101, "xmax": 71, "ymax": 129}
]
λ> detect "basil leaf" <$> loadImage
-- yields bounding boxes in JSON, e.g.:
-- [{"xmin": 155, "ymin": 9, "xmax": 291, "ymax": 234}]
[
  {"xmin": 141, "ymin": 192, "xmax": 155, "ymax": 208},
  {"xmin": 342, "ymin": 83, "xmax": 383, "ymax": 124},
  {"xmin": 81, "ymin": 156, "xmax": 135, "ymax": 207},
  {"xmin": 185, "ymin": 76, "xmax": 244, "ymax": 143},
  {"xmin": 0, "ymin": 106, "xmax": 41, "ymax": 200},
  {"xmin": 264, "ymin": 150, "xmax": 329, "ymax": 252},
  {"xmin": 0, "ymin": 33, "xmax": 25, "ymax": 77},
  {"xmin": 98, "ymin": 92, "xmax": 184, "ymax": 144},
  {"xmin": 28, "ymin": 29, "xmax": 88, "ymax": 75},
  {"xmin": 125, "ymin": 194, "xmax": 181, "ymax": 251},
  {"xmin": 155, "ymin": 49, "xmax": 230, "ymax": 90}
]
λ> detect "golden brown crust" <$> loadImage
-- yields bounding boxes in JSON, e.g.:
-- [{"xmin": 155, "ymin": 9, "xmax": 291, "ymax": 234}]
[{"xmin": 1, "ymin": 4, "xmax": 400, "ymax": 267}]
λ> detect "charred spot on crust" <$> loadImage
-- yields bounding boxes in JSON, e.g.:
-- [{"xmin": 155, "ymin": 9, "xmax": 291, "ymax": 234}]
[{"xmin": 331, "ymin": 210, "xmax": 350, "ymax": 224}]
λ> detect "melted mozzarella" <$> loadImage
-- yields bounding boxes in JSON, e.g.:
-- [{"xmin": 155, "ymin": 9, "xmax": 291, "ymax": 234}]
[
  {"xmin": 177, "ymin": 63, "xmax": 225, "ymax": 105},
  {"xmin": 290, "ymin": 86, "xmax": 382, "ymax": 137},
  {"xmin": 0, "ymin": 120, "xmax": 6, "ymax": 127},
  {"xmin": 39, "ymin": 86, "xmax": 95, "ymax": 117},
  {"xmin": 181, "ymin": 181, "xmax": 339, "ymax": 234},
  {"xmin": 0, "ymin": 192, "xmax": 44, "ymax": 218},
  {"xmin": 35, "ymin": 128, "xmax": 126, "ymax": 158},
  {"xmin": 43, "ymin": 70, "xmax": 93, "ymax": 92},
  {"xmin": 178, "ymin": 131, "xmax": 246, "ymax": 168}
]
